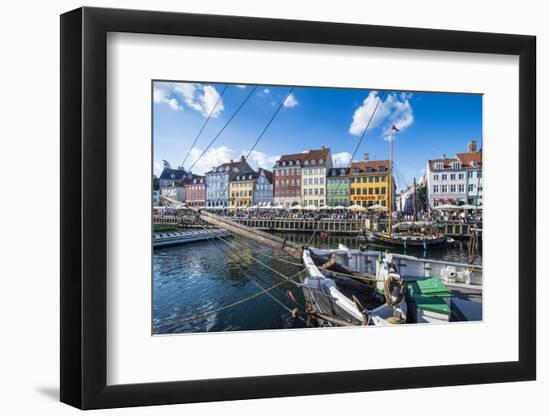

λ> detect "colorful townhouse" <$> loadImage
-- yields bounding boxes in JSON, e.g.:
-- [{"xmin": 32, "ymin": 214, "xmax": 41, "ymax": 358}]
[
  {"xmin": 205, "ymin": 156, "xmax": 254, "ymax": 208},
  {"xmin": 273, "ymin": 153, "xmax": 306, "ymax": 208},
  {"xmin": 229, "ymin": 169, "xmax": 259, "ymax": 208},
  {"xmin": 300, "ymin": 147, "xmax": 332, "ymax": 207},
  {"xmin": 349, "ymin": 155, "xmax": 393, "ymax": 208},
  {"xmin": 183, "ymin": 176, "xmax": 206, "ymax": 207},
  {"xmin": 253, "ymin": 168, "xmax": 274, "ymax": 206},
  {"xmin": 426, "ymin": 141, "xmax": 482, "ymax": 207},
  {"xmin": 326, "ymin": 167, "xmax": 350, "ymax": 207}
]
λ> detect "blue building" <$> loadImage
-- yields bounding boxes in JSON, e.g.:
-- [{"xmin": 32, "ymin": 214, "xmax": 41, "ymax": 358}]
[
  {"xmin": 253, "ymin": 168, "xmax": 274, "ymax": 205},
  {"xmin": 205, "ymin": 156, "xmax": 254, "ymax": 208}
]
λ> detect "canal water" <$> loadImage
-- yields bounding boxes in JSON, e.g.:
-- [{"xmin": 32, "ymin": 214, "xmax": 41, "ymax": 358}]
[{"xmin": 153, "ymin": 232, "xmax": 481, "ymax": 334}]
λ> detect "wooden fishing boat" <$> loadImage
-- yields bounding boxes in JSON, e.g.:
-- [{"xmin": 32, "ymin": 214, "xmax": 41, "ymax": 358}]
[
  {"xmin": 361, "ymin": 227, "xmax": 452, "ymax": 248},
  {"xmin": 301, "ymin": 250, "xmax": 407, "ymax": 326}
]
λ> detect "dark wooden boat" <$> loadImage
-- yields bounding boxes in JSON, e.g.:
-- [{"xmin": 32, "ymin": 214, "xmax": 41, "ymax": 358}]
[{"xmin": 361, "ymin": 228, "xmax": 452, "ymax": 248}]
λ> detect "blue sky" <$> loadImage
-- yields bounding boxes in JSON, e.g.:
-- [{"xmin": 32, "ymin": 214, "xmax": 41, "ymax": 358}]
[{"xmin": 153, "ymin": 81, "xmax": 482, "ymax": 191}]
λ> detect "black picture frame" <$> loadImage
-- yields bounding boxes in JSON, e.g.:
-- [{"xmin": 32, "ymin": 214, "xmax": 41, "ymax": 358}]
[{"xmin": 60, "ymin": 6, "xmax": 536, "ymax": 410}]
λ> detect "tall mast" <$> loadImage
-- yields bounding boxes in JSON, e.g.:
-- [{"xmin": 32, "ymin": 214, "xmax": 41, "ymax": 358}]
[
  {"xmin": 413, "ymin": 177, "xmax": 417, "ymax": 221},
  {"xmin": 388, "ymin": 127, "xmax": 394, "ymax": 236}
]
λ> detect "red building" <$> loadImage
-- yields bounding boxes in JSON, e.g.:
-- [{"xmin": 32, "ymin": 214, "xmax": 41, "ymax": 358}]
[
  {"xmin": 183, "ymin": 176, "xmax": 206, "ymax": 207},
  {"xmin": 273, "ymin": 153, "xmax": 306, "ymax": 208}
]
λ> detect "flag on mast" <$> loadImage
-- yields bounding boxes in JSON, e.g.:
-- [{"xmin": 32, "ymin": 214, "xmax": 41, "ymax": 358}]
[{"xmin": 391, "ymin": 124, "xmax": 400, "ymax": 132}]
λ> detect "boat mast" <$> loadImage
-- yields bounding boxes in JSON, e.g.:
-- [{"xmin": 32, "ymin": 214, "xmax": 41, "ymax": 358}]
[
  {"xmin": 413, "ymin": 177, "xmax": 417, "ymax": 221},
  {"xmin": 388, "ymin": 127, "xmax": 394, "ymax": 236}
]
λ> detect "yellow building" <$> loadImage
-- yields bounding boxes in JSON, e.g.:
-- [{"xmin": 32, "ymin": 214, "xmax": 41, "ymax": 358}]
[
  {"xmin": 229, "ymin": 171, "xmax": 259, "ymax": 208},
  {"xmin": 349, "ymin": 158, "xmax": 393, "ymax": 208}
]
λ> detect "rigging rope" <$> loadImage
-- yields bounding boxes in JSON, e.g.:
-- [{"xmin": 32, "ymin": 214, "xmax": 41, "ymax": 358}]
[
  {"xmin": 244, "ymin": 87, "xmax": 294, "ymax": 161},
  {"xmin": 188, "ymin": 86, "xmax": 258, "ymax": 172},
  {"xmin": 180, "ymin": 84, "xmax": 228, "ymax": 169}
]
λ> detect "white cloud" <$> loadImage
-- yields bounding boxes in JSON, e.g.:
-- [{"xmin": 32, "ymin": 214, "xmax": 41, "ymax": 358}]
[
  {"xmin": 263, "ymin": 88, "xmax": 270, "ymax": 95},
  {"xmin": 153, "ymin": 85, "xmax": 183, "ymax": 111},
  {"xmin": 173, "ymin": 83, "xmax": 225, "ymax": 118},
  {"xmin": 283, "ymin": 93, "xmax": 298, "ymax": 108},
  {"xmin": 153, "ymin": 82, "xmax": 224, "ymax": 117},
  {"xmin": 153, "ymin": 160, "xmax": 164, "ymax": 176},
  {"xmin": 332, "ymin": 152, "xmax": 352, "ymax": 168},
  {"xmin": 244, "ymin": 150, "xmax": 279, "ymax": 171},
  {"xmin": 236, "ymin": 85, "xmax": 247, "ymax": 89},
  {"xmin": 349, "ymin": 91, "xmax": 414, "ymax": 139},
  {"xmin": 186, "ymin": 146, "xmax": 278, "ymax": 175}
]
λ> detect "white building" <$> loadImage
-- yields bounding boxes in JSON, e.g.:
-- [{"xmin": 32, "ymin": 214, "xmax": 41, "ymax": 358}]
[
  {"xmin": 301, "ymin": 147, "xmax": 332, "ymax": 207},
  {"xmin": 426, "ymin": 141, "xmax": 482, "ymax": 208}
]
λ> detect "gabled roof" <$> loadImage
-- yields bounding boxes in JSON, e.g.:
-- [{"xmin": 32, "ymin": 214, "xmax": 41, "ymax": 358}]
[
  {"xmin": 275, "ymin": 148, "xmax": 331, "ymax": 167},
  {"xmin": 350, "ymin": 160, "xmax": 390, "ymax": 174},
  {"xmin": 233, "ymin": 171, "xmax": 259, "ymax": 182},
  {"xmin": 327, "ymin": 167, "xmax": 350, "ymax": 178},
  {"xmin": 258, "ymin": 168, "xmax": 273, "ymax": 184},
  {"xmin": 457, "ymin": 151, "xmax": 482, "ymax": 168},
  {"xmin": 205, "ymin": 161, "xmax": 241, "ymax": 175},
  {"xmin": 159, "ymin": 168, "xmax": 190, "ymax": 180},
  {"xmin": 429, "ymin": 151, "xmax": 482, "ymax": 169},
  {"xmin": 176, "ymin": 175, "xmax": 205, "ymax": 186}
]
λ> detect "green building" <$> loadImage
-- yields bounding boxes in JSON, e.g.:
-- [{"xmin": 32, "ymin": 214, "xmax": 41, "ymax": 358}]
[{"xmin": 326, "ymin": 167, "xmax": 350, "ymax": 207}]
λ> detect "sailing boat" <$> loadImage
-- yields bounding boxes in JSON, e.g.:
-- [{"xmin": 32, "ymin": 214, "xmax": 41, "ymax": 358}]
[{"xmin": 361, "ymin": 125, "xmax": 452, "ymax": 249}]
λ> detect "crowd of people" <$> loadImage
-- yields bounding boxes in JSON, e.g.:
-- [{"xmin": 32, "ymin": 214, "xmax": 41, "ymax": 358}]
[{"xmin": 201, "ymin": 207, "xmax": 482, "ymax": 224}]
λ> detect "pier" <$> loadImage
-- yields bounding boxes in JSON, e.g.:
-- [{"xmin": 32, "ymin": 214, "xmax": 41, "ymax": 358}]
[{"xmin": 168, "ymin": 213, "xmax": 480, "ymax": 239}]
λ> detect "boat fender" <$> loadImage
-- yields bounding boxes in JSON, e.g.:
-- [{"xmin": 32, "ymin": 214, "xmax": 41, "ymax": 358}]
[{"xmin": 291, "ymin": 308, "xmax": 301, "ymax": 318}]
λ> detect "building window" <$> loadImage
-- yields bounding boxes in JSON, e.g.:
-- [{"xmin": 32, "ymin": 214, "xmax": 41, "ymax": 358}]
[
  {"xmin": 468, "ymin": 184, "xmax": 474, "ymax": 192},
  {"xmin": 433, "ymin": 185, "xmax": 439, "ymax": 193},
  {"xmin": 458, "ymin": 184, "xmax": 465, "ymax": 193},
  {"xmin": 468, "ymin": 171, "xmax": 473, "ymax": 179},
  {"xmin": 375, "ymin": 188, "xmax": 380, "ymax": 195},
  {"xmin": 381, "ymin": 187, "xmax": 386, "ymax": 194},
  {"xmin": 450, "ymin": 174, "xmax": 456, "ymax": 180},
  {"xmin": 450, "ymin": 185, "xmax": 456, "ymax": 193},
  {"xmin": 433, "ymin": 174, "xmax": 439, "ymax": 181},
  {"xmin": 458, "ymin": 173, "xmax": 464, "ymax": 180},
  {"xmin": 452, "ymin": 161, "xmax": 460, "ymax": 169},
  {"xmin": 435, "ymin": 162, "xmax": 444, "ymax": 169},
  {"xmin": 442, "ymin": 185, "xmax": 447, "ymax": 193},
  {"xmin": 441, "ymin": 174, "xmax": 447, "ymax": 181}
]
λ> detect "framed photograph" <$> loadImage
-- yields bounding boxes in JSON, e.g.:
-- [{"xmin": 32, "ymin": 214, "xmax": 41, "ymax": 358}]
[{"xmin": 60, "ymin": 6, "xmax": 536, "ymax": 409}]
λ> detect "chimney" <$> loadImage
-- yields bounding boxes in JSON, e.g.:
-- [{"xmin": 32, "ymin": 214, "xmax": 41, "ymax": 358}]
[
  {"xmin": 321, "ymin": 146, "xmax": 326, "ymax": 150},
  {"xmin": 230, "ymin": 159, "xmax": 234, "ymax": 164},
  {"xmin": 363, "ymin": 153, "xmax": 369, "ymax": 161},
  {"xmin": 468, "ymin": 141, "xmax": 478, "ymax": 153},
  {"xmin": 442, "ymin": 154, "xmax": 446, "ymax": 160},
  {"xmin": 240, "ymin": 155, "xmax": 246, "ymax": 162}
]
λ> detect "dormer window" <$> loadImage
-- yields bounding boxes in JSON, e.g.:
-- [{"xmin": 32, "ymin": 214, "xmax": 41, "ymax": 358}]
[
  {"xmin": 379, "ymin": 166, "xmax": 386, "ymax": 172},
  {"xmin": 471, "ymin": 160, "xmax": 478, "ymax": 167},
  {"xmin": 366, "ymin": 167, "xmax": 373, "ymax": 173},
  {"xmin": 304, "ymin": 160, "xmax": 309, "ymax": 165},
  {"xmin": 452, "ymin": 161, "xmax": 460, "ymax": 169},
  {"xmin": 319, "ymin": 159, "xmax": 324, "ymax": 164},
  {"xmin": 435, "ymin": 162, "xmax": 444, "ymax": 170}
]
